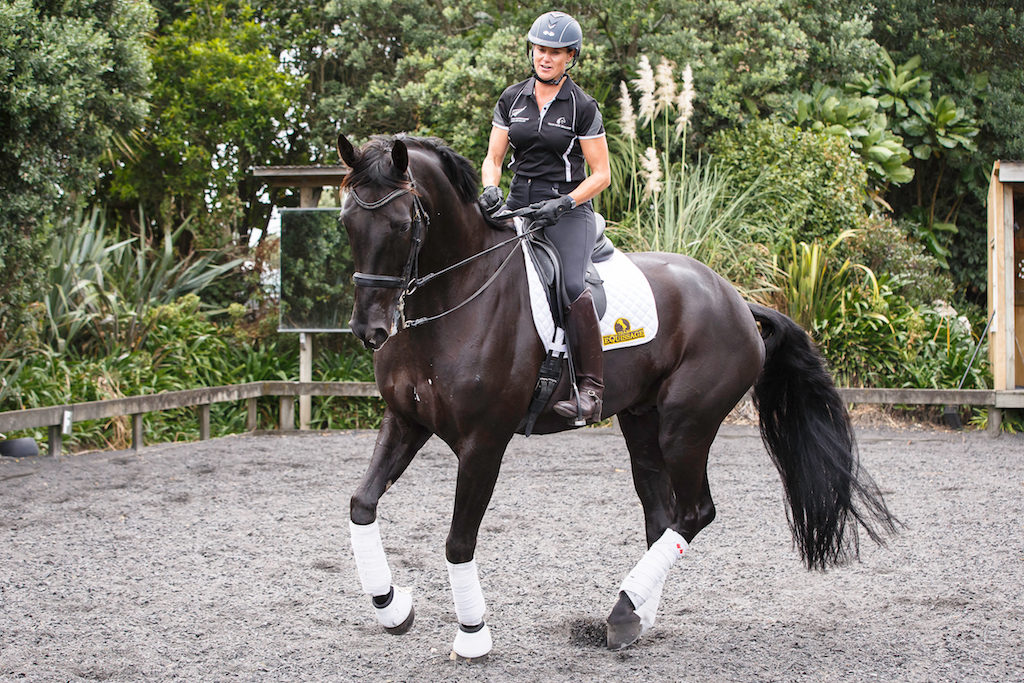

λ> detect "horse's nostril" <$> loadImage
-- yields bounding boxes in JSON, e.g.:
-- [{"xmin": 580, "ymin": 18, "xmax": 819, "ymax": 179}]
[{"xmin": 368, "ymin": 328, "xmax": 390, "ymax": 350}]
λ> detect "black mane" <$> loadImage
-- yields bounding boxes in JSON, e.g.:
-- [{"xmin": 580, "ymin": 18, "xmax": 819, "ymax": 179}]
[{"xmin": 341, "ymin": 134, "xmax": 481, "ymax": 205}]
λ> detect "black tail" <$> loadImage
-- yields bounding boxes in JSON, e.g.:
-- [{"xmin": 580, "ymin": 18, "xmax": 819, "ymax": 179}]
[{"xmin": 748, "ymin": 303, "xmax": 898, "ymax": 570}]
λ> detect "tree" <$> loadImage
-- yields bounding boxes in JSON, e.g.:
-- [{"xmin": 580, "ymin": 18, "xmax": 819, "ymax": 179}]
[
  {"xmin": 104, "ymin": 0, "xmax": 304, "ymax": 249},
  {"xmin": 627, "ymin": 0, "xmax": 880, "ymax": 138},
  {"xmin": 0, "ymin": 0, "xmax": 153, "ymax": 339},
  {"xmin": 869, "ymin": 0, "xmax": 1024, "ymax": 299}
]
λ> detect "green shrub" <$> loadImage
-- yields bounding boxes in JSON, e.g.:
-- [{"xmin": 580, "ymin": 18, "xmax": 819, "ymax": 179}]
[
  {"xmin": 606, "ymin": 59, "xmax": 777, "ymax": 296},
  {"xmin": 842, "ymin": 216, "xmax": 953, "ymax": 306},
  {"xmin": 814, "ymin": 279, "xmax": 989, "ymax": 390},
  {"xmin": 3, "ymin": 299, "xmax": 383, "ymax": 450},
  {"xmin": 896, "ymin": 301, "xmax": 989, "ymax": 391},
  {"xmin": 781, "ymin": 83, "xmax": 914, "ymax": 186},
  {"xmin": 772, "ymin": 231, "xmax": 881, "ymax": 333},
  {"xmin": 814, "ymin": 278, "xmax": 908, "ymax": 387},
  {"xmin": 708, "ymin": 120, "xmax": 872, "ymax": 247}
]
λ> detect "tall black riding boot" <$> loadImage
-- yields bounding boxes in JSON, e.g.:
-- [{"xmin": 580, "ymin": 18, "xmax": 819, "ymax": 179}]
[{"xmin": 553, "ymin": 289, "xmax": 605, "ymax": 424}]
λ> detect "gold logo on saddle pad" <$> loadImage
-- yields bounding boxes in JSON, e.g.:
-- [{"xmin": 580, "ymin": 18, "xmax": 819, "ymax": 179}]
[{"xmin": 603, "ymin": 317, "xmax": 646, "ymax": 345}]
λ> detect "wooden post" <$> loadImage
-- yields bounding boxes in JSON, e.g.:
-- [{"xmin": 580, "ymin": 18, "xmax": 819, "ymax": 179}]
[
  {"xmin": 299, "ymin": 186, "xmax": 318, "ymax": 208},
  {"xmin": 299, "ymin": 332, "xmax": 312, "ymax": 430},
  {"xmin": 246, "ymin": 397, "xmax": 258, "ymax": 431},
  {"xmin": 280, "ymin": 396, "xmax": 295, "ymax": 430},
  {"xmin": 132, "ymin": 413, "xmax": 144, "ymax": 451},
  {"xmin": 48, "ymin": 424, "xmax": 62, "ymax": 457},
  {"xmin": 988, "ymin": 407, "xmax": 1003, "ymax": 435},
  {"xmin": 198, "ymin": 404, "xmax": 211, "ymax": 440}
]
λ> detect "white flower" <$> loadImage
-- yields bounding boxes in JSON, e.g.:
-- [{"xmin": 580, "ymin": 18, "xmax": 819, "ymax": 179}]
[
  {"xmin": 655, "ymin": 57, "xmax": 677, "ymax": 114},
  {"xmin": 674, "ymin": 63, "xmax": 695, "ymax": 137},
  {"xmin": 632, "ymin": 55, "xmax": 657, "ymax": 124},
  {"xmin": 618, "ymin": 81, "xmax": 637, "ymax": 141},
  {"xmin": 931, "ymin": 299, "xmax": 957, "ymax": 318},
  {"xmin": 639, "ymin": 147, "xmax": 663, "ymax": 197}
]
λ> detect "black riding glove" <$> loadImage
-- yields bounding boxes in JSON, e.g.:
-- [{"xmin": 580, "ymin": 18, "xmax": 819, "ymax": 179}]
[
  {"xmin": 529, "ymin": 195, "xmax": 576, "ymax": 228},
  {"xmin": 478, "ymin": 185, "xmax": 504, "ymax": 215}
]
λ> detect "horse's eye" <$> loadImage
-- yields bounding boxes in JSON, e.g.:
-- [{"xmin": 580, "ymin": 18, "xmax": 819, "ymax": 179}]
[{"xmin": 396, "ymin": 221, "xmax": 413, "ymax": 234}]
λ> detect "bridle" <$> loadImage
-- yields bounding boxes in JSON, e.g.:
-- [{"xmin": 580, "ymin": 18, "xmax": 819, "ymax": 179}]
[
  {"xmin": 347, "ymin": 169, "xmax": 543, "ymax": 331},
  {"xmin": 349, "ymin": 183, "xmax": 427, "ymax": 291}
]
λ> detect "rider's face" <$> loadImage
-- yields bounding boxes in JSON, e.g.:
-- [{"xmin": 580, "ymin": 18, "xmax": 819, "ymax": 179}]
[{"xmin": 532, "ymin": 44, "xmax": 574, "ymax": 82}]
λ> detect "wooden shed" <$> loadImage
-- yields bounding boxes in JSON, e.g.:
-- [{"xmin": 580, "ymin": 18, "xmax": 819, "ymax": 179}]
[{"xmin": 987, "ymin": 160, "xmax": 1024, "ymax": 392}]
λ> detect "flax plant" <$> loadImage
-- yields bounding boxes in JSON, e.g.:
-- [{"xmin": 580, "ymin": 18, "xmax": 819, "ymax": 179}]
[
  {"xmin": 610, "ymin": 57, "xmax": 775, "ymax": 294},
  {"xmin": 773, "ymin": 230, "xmax": 884, "ymax": 332}
]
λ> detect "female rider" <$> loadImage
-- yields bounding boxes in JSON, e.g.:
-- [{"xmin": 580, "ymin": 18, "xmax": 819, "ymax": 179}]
[{"xmin": 479, "ymin": 10, "xmax": 611, "ymax": 424}]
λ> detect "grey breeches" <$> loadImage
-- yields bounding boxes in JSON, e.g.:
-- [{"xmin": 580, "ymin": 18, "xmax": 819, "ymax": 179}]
[{"xmin": 506, "ymin": 177, "xmax": 596, "ymax": 300}]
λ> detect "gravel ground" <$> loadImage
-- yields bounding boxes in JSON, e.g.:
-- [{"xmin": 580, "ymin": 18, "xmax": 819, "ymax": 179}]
[{"xmin": 1, "ymin": 424, "xmax": 1022, "ymax": 681}]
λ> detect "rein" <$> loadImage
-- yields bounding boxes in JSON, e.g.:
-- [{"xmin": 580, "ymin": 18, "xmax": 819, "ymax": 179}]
[{"xmin": 348, "ymin": 173, "xmax": 544, "ymax": 330}]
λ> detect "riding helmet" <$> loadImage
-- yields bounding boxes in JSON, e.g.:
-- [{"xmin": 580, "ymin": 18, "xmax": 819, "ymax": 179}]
[{"xmin": 527, "ymin": 11, "xmax": 583, "ymax": 59}]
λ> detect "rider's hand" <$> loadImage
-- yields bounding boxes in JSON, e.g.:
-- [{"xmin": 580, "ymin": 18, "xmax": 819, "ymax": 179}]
[
  {"xmin": 478, "ymin": 185, "xmax": 504, "ymax": 215},
  {"xmin": 529, "ymin": 195, "xmax": 576, "ymax": 227}
]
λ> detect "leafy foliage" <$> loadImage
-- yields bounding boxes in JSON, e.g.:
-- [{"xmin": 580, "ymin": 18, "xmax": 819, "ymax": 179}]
[
  {"xmin": 106, "ymin": 0, "xmax": 304, "ymax": 247},
  {"xmin": 0, "ymin": 0, "xmax": 153, "ymax": 337},
  {"xmin": 708, "ymin": 120, "xmax": 872, "ymax": 246},
  {"xmin": 773, "ymin": 240, "xmax": 989, "ymax": 392},
  {"xmin": 636, "ymin": 0, "xmax": 879, "ymax": 135},
  {"xmin": 868, "ymin": 4, "xmax": 1023, "ymax": 298},
  {"xmin": 782, "ymin": 83, "xmax": 913, "ymax": 186},
  {"xmin": 845, "ymin": 48, "xmax": 980, "ymax": 272},
  {"xmin": 772, "ymin": 231, "xmax": 881, "ymax": 333},
  {"xmin": 842, "ymin": 217, "xmax": 953, "ymax": 306},
  {"xmin": 27, "ymin": 207, "xmax": 242, "ymax": 358}
]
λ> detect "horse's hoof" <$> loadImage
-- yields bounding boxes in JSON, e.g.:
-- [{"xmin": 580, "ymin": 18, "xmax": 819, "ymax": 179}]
[
  {"xmin": 384, "ymin": 604, "xmax": 414, "ymax": 635},
  {"xmin": 451, "ymin": 621, "xmax": 492, "ymax": 660},
  {"xmin": 449, "ymin": 651, "xmax": 489, "ymax": 663},
  {"xmin": 606, "ymin": 614, "xmax": 643, "ymax": 650},
  {"xmin": 373, "ymin": 586, "xmax": 414, "ymax": 634},
  {"xmin": 606, "ymin": 591, "xmax": 643, "ymax": 650}
]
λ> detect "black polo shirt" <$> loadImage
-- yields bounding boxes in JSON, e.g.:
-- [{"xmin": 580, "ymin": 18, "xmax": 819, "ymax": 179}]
[{"xmin": 491, "ymin": 76, "xmax": 605, "ymax": 184}]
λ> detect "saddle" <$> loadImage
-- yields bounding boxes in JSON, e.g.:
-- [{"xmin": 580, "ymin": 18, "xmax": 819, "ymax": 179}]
[
  {"xmin": 521, "ymin": 213, "xmax": 616, "ymax": 322},
  {"xmin": 516, "ymin": 215, "xmax": 616, "ymax": 436}
]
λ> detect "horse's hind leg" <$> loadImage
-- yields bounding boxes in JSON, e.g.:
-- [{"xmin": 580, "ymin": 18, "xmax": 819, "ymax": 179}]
[
  {"xmin": 608, "ymin": 406, "xmax": 721, "ymax": 649},
  {"xmin": 349, "ymin": 409, "xmax": 431, "ymax": 634}
]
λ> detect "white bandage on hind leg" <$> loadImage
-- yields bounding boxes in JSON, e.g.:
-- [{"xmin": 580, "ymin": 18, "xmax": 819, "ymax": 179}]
[
  {"xmin": 620, "ymin": 528, "xmax": 687, "ymax": 610},
  {"xmin": 349, "ymin": 520, "xmax": 393, "ymax": 597},
  {"xmin": 446, "ymin": 559, "xmax": 486, "ymax": 626}
]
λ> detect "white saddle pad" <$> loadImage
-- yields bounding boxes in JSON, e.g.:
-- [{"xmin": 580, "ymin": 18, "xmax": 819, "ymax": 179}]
[{"xmin": 516, "ymin": 218, "xmax": 659, "ymax": 354}]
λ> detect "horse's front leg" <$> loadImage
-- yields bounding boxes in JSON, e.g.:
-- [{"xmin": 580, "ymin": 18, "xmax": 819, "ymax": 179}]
[
  {"xmin": 445, "ymin": 433, "xmax": 512, "ymax": 660},
  {"xmin": 349, "ymin": 409, "xmax": 431, "ymax": 634}
]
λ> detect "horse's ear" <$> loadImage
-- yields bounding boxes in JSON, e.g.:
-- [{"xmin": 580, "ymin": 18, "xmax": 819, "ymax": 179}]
[
  {"xmin": 391, "ymin": 139, "xmax": 409, "ymax": 176},
  {"xmin": 337, "ymin": 133, "xmax": 357, "ymax": 167}
]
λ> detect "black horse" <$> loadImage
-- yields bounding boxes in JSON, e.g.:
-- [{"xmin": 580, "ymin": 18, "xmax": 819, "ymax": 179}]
[{"xmin": 337, "ymin": 133, "xmax": 896, "ymax": 657}]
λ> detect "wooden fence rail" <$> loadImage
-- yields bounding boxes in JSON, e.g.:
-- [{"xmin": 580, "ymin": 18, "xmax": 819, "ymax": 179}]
[{"xmin": 1, "ymin": 383, "xmax": 1021, "ymax": 457}]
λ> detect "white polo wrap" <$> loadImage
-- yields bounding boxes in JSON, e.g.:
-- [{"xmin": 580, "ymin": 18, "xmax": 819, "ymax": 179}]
[
  {"xmin": 446, "ymin": 559, "xmax": 486, "ymax": 626},
  {"xmin": 620, "ymin": 528, "xmax": 687, "ymax": 609},
  {"xmin": 349, "ymin": 520, "xmax": 392, "ymax": 597}
]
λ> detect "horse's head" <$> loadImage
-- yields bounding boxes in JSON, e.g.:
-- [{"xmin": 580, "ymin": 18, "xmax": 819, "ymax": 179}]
[{"xmin": 338, "ymin": 134, "xmax": 425, "ymax": 350}]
